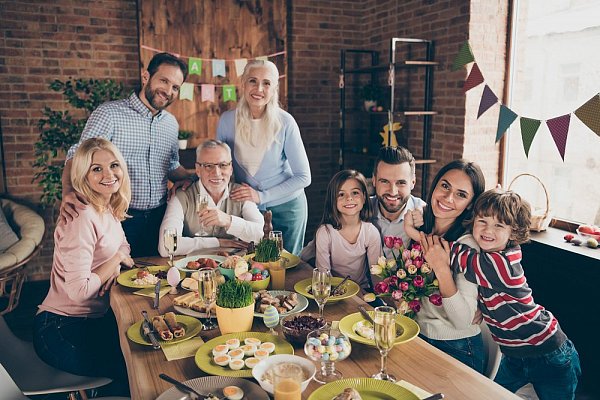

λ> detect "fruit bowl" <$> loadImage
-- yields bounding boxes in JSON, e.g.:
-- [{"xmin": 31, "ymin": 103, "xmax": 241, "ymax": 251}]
[{"xmin": 576, "ymin": 225, "xmax": 600, "ymax": 241}]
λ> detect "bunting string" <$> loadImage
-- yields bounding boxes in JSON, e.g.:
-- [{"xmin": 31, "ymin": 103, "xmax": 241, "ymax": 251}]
[{"xmin": 453, "ymin": 41, "xmax": 600, "ymax": 161}]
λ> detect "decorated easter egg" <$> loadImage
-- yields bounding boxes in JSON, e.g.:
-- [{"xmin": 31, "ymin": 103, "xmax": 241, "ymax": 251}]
[{"xmin": 263, "ymin": 305, "xmax": 280, "ymax": 329}]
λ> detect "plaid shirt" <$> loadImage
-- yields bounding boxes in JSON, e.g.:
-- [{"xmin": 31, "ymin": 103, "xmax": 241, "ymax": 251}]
[{"xmin": 67, "ymin": 93, "xmax": 181, "ymax": 210}]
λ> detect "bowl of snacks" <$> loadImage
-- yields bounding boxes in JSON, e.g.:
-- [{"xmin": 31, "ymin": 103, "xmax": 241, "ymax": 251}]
[
  {"xmin": 219, "ymin": 255, "xmax": 249, "ymax": 280},
  {"xmin": 280, "ymin": 312, "xmax": 327, "ymax": 345},
  {"xmin": 251, "ymin": 354, "xmax": 316, "ymax": 395},
  {"xmin": 576, "ymin": 225, "xmax": 600, "ymax": 241}
]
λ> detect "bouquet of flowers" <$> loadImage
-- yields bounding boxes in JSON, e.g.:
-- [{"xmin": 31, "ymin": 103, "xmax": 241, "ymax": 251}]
[{"xmin": 370, "ymin": 236, "xmax": 442, "ymax": 318}]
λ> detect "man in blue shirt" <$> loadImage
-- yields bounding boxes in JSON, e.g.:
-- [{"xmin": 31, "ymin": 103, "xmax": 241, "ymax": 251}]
[{"xmin": 61, "ymin": 52, "xmax": 194, "ymax": 257}]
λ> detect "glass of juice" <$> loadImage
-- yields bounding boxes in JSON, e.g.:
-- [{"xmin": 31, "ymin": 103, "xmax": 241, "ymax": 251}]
[
  {"xmin": 273, "ymin": 362, "xmax": 303, "ymax": 400},
  {"xmin": 270, "ymin": 258, "xmax": 286, "ymax": 290}
]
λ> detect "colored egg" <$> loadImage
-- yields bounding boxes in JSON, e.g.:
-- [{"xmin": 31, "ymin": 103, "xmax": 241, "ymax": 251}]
[
  {"xmin": 214, "ymin": 354, "xmax": 231, "ymax": 366},
  {"xmin": 223, "ymin": 385, "xmax": 244, "ymax": 400},
  {"xmin": 244, "ymin": 357, "xmax": 260, "ymax": 369},
  {"xmin": 263, "ymin": 305, "xmax": 280, "ymax": 329},
  {"xmin": 228, "ymin": 349, "xmax": 244, "ymax": 360},
  {"xmin": 212, "ymin": 344, "xmax": 229, "ymax": 356},
  {"xmin": 259, "ymin": 342, "xmax": 276, "ymax": 354},
  {"xmin": 225, "ymin": 338, "xmax": 240, "ymax": 349},
  {"xmin": 228, "ymin": 359, "xmax": 245, "ymax": 370}
]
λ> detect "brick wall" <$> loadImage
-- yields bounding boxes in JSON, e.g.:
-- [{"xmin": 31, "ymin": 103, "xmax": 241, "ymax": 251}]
[{"xmin": 0, "ymin": 0, "xmax": 139, "ymax": 279}]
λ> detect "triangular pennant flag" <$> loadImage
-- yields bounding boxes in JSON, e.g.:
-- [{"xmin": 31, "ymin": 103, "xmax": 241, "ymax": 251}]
[
  {"xmin": 573, "ymin": 93, "xmax": 600, "ymax": 137},
  {"xmin": 222, "ymin": 85, "xmax": 237, "ymax": 102},
  {"xmin": 452, "ymin": 41, "xmax": 475, "ymax": 71},
  {"xmin": 519, "ymin": 117, "xmax": 542, "ymax": 157},
  {"xmin": 188, "ymin": 58, "xmax": 202, "ymax": 76},
  {"xmin": 212, "ymin": 59, "xmax": 226, "ymax": 77},
  {"xmin": 463, "ymin": 63, "xmax": 484, "ymax": 92},
  {"xmin": 255, "ymin": 56, "xmax": 268, "ymax": 62},
  {"xmin": 477, "ymin": 85, "xmax": 498, "ymax": 118},
  {"xmin": 546, "ymin": 114, "xmax": 571, "ymax": 161},
  {"xmin": 495, "ymin": 105, "xmax": 518, "ymax": 142},
  {"xmin": 201, "ymin": 84, "xmax": 215, "ymax": 103},
  {"xmin": 234, "ymin": 58, "xmax": 247, "ymax": 77},
  {"xmin": 179, "ymin": 82, "xmax": 194, "ymax": 101}
]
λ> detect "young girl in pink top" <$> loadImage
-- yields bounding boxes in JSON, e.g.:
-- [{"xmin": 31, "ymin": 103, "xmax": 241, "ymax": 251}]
[
  {"xmin": 315, "ymin": 170, "xmax": 382, "ymax": 292},
  {"xmin": 34, "ymin": 138, "xmax": 134, "ymax": 396}
]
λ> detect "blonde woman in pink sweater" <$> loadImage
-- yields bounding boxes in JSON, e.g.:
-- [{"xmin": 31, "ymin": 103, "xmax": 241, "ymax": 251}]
[{"xmin": 34, "ymin": 138, "xmax": 133, "ymax": 396}]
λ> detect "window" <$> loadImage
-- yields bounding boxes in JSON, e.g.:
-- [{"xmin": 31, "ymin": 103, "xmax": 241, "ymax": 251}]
[{"xmin": 504, "ymin": 0, "xmax": 600, "ymax": 225}]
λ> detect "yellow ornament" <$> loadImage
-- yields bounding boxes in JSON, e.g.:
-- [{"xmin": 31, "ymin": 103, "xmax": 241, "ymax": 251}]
[{"xmin": 379, "ymin": 122, "xmax": 403, "ymax": 146}]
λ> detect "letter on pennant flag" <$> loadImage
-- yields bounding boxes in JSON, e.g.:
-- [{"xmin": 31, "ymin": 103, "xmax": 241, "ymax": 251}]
[
  {"xmin": 463, "ymin": 63, "xmax": 484, "ymax": 92},
  {"xmin": 188, "ymin": 58, "xmax": 202, "ymax": 76},
  {"xmin": 495, "ymin": 105, "xmax": 518, "ymax": 142},
  {"xmin": 477, "ymin": 85, "xmax": 498, "ymax": 119},
  {"xmin": 234, "ymin": 59, "xmax": 248, "ymax": 77},
  {"xmin": 212, "ymin": 59, "xmax": 226, "ymax": 77},
  {"xmin": 179, "ymin": 82, "xmax": 194, "ymax": 101},
  {"xmin": 573, "ymin": 93, "xmax": 600, "ymax": 138},
  {"xmin": 452, "ymin": 41, "xmax": 475, "ymax": 71},
  {"xmin": 201, "ymin": 84, "xmax": 215, "ymax": 103},
  {"xmin": 546, "ymin": 114, "xmax": 571, "ymax": 161},
  {"xmin": 222, "ymin": 85, "xmax": 237, "ymax": 102},
  {"xmin": 519, "ymin": 117, "xmax": 541, "ymax": 158}
]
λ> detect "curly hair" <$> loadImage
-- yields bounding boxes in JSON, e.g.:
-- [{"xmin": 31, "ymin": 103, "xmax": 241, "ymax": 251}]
[
  {"xmin": 320, "ymin": 169, "xmax": 373, "ymax": 230},
  {"xmin": 467, "ymin": 188, "xmax": 531, "ymax": 247}
]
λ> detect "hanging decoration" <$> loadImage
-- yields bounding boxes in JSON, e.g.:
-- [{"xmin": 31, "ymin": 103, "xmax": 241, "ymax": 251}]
[
  {"xmin": 179, "ymin": 83, "xmax": 194, "ymax": 101},
  {"xmin": 188, "ymin": 58, "xmax": 202, "ymax": 76},
  {"xmin": 201, "ymin": 84, "xmax": 215, "ymax": 103},
  {"xmin": 222, "ymin": 85, "xmax": 237, "ymax": 102},
  {"xmin": 379, "ymin": 122, "xmax": 402, "ymax": 147},
  {"xmin": 452, "ymin": 41, "xmax": 600, "ymax": 160}
]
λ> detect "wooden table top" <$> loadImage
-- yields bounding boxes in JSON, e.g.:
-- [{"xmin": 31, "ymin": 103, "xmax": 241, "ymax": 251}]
[{"xmin": 111, "ymin": 255, "xmax": 520, "ymax": 400}]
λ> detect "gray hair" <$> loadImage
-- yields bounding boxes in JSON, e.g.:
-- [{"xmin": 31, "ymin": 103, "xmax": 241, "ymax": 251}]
[{"xmin": 196, "ymin": 139, "xmax": 232, "ymax": 161}]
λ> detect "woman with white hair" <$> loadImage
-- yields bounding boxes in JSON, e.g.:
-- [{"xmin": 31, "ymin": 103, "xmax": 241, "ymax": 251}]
[{"xmin": 217, "ymin": 60, "xmax": 311, "ymax": 255}]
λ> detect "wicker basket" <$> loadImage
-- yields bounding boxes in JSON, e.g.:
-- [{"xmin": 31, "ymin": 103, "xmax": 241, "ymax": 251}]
[{"xmin": 508, "ymin": 173, "xmax": 552, "ymax": 232}]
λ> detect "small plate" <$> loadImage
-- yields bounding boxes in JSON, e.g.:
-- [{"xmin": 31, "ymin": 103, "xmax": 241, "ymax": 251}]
[
  {"xmin": 338, "ymin": 311, "xmax": 420, "ymax": 346},
  {"xmin": 195, "ymin": 332, "xmax": 294, "ymax": 378},
  {"xmin": 172, "ymin": 304, "xmax": 212, "ymax": 319},
  {"xmin": 156, "ymin": 376, "xmax": 269, "ymax": 400},
  {"xmin": 293, "ymin": 277, "xmax": 360, "ymax": 303},
  {"xmin": 173, "ymin": 254, "xmax": 225, "ymax": 273},
  {"xmin": 126, "ymin": 314, "xmax": 202, "ymax": 346},
  {"xmin": 307, "ymin": 377, "xmax": 419, "ymax": 400},
  {"xmin": 244, "ymin": 250, "xmax": 301, "ymax": 269},
  {"xmin": 117, "ymin": 266, "xmax": 184, "ymax": 289},
  {"xmin": 253, "ymin": 290, "xmax": 309, "ymax": 317}
]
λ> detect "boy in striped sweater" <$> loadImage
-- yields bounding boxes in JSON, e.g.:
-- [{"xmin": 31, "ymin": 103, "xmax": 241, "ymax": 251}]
[{"xmin": 419, "ymin": 189, "xmax": 580, "ymax": 400}]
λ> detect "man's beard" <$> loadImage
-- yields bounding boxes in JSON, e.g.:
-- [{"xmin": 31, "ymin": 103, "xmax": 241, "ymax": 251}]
[
  {"xmin": 144, "ymin": 85, "xmax": 173, "ymax": 111},
  {"xmin": 377, "ymin": 193, "xmax": 409, "ymax": 214}
]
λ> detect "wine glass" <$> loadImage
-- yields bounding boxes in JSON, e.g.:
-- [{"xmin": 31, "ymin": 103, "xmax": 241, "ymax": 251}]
[
  {"xmin": 311, "ymin": 268, "xmax": 331, "ymax": 318},
  {"xmin": 304, "ymin": 327, "xmax": 351, "ymax": 384},
  {"xmin": 195, "ymin": 193, "xmax": 209, "ymax": 236},
  {"xmin": 372, "ymin": 305, "xmax": 397, "ymax": 381},
  {"xmin": 269, "ymin": 230, "xmax": 284, "ymax": 253},
  {"xmin": 196, "ymin": 268, "xmax": 217, "ymax": 330},
  {"xmin": 163, "ymin": 228, "xmax": 177, "ymax": 267}
]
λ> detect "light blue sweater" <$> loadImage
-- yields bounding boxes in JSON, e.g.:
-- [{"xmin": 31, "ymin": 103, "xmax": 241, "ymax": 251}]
[{"xmin": 216, "ymin": 109, "xmax": 311, "ymax": 208}]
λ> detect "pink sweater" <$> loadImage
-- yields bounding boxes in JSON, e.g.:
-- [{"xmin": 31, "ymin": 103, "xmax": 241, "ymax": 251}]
[{"xmin": 39, "ymin": 207, "xmax": 130, "ymax": 318}]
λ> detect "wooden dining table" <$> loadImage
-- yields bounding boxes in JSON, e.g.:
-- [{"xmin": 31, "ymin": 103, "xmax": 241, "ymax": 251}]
[{"xmin": 110, "ymin": 253, "xmax": 520, "ymax": 400}]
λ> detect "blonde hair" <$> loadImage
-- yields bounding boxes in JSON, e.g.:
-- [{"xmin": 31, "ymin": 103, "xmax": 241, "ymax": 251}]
[
  {"xmin": 235, "ymin": 60, "xmax": 283, "ymax": 145},
  {"xmin": 71, "ymin": 138, "xmax": 131, "ymax": 220}
]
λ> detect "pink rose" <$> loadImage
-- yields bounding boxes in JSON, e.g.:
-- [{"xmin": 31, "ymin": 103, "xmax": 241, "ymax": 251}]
[
  {"xmin": 374, "ymin": 281, "xmax": 389, "ymax": 294},
  {"xmin": 409, "ymin": 299, "xmax": 421, "ymax": 313},
  {"xmin": 413, "ymin": 275, "xmax": 425, "ymax": 288},
  {"xmin": 429, "ymin": 293, "xmax": 443, "ymax": 306},
  {"xmin": 383, "ymin": 236, "xmax": 395, "ymax": 249},
  {"xmin": 392, "ymin": 290, "xmax": 403, "ymax": 301},
  {"xmin": 400, "ymin": 281, "xmax": 409, "ymax": 291}
]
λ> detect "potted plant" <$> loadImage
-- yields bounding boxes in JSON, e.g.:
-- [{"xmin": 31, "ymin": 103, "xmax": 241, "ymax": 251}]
[
  {"xmin": 215, "ymin": 279, "xmax": 255, "ymax": 333},
  {"xmin": 178, "ymin": 130, "xmax": 193, "ymax": 149},
  {"xmin": 359, "ymin": 83, "xmax": 383, "ymax": 112},
  {"xmin": 253, "ymin": 238, "xmax": 281, "ymax": 269}
]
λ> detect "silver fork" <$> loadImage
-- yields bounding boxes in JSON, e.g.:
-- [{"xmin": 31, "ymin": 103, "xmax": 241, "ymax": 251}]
[{"xmin": 159, "ymin": 373, "xmax": 220, "ymax": 400}]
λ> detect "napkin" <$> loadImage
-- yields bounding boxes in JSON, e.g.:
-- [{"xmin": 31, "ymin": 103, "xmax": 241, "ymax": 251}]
[
  {"xmin": 162, "ymin": 337, "xmax": 205, "ymax": 361},
  {"xmin": 331, "ymin": 320, "xmax": 340, "ymax": 330},
  {"xmin": 396, "ymin": 379, "xmax": 433, "ymax": 399},
  {"xmin": 133, "ymin": 286, "xmax": 171, "ymax": 298}
]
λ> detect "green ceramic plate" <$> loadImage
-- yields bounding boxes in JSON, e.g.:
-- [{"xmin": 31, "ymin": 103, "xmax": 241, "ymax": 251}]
[
  {"xmin": 244, "ymin": 250, "xmax": 301, "ymax": 269},
  {"xmin": 195, "ymin": 332, "xmax": 294, "ymax": 378},
  {"xmin": 293, "ymin": 277, "xmax": 360, "ymax": 303},
  {"xmin": 173, "ymin": 254, "xmax": 225, "ymax": 273},
  {"xmin": 307, "ymin": 377, "xmax": 419, "ymax": 400},
  {"xmin": 338, "ymin": 312, "xmax": 420, "ymax": 346},
  {"xmin": 116, "ymin": 266, "xmax": 184, "ymax": 289},
  {"xmin": 126, "ymin": 314, "xmax": 202, "ymax": 346}
]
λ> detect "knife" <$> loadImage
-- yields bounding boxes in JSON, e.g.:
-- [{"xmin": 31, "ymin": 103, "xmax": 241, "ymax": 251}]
[
  {"xmin": 358, "ymin": 305, "xmax": 375, "ymax": 325},
  {"xmin": 159, "ymin": 373, "xmax": 215, "ymax": 399},
  {"xmin": 141, "ymin": 310, "xmax": 161, "ymax": 350},
  {"xmin": 153, "ymin": 280, "xmax": 161, "ymax": 310},
  {"xmin": 331, "ymin": 275, "xmax": 350, "ymax": 296},
  {"xmin": 422, "ymin": 393, "xmax": 444, "ymax": 400}
]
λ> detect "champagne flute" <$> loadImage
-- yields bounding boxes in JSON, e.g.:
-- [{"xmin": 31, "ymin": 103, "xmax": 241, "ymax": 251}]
[
  {"xmin": 269, "ymin": 230, "xmax": 284, "ymax": 253},
  {"xmin": 312, "ymin": 268, "xmax": 331, "ymax": 318},
  {"xmin": 195, "ymin": 193, "xmax": 209, "ymax": 236},
  {"xmin": 163, "ymin": 228, "xmax": 177, "ymax": 267},
  {"xmin": 372, "ymin": 305, "xmax": 397, "ymax": 381},
  {"xmin": 196, "ymin": 268, "xmax": 217, "ymax": 330}
]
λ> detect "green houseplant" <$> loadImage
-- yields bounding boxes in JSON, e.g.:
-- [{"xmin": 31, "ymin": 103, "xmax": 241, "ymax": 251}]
[
  {"xmin": 34, "ymin": 78, "xmax": 124, "ymax": 207},
  {"xmin": 178, "ymin": 130, "xmax": 193, "ymax": 150},
  {"xmin": 253, "ymin": 238, "xmax": 281, "ymax": 263},
  {"xmin": 215, "ymin": 279, "xmax": 255, "ymax": 333}
]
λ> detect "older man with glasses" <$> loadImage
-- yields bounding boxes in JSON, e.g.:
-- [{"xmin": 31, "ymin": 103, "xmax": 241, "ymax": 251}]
[{"xmin": 158, "ymin": 140, "xmax": 264, "ymax": 256}]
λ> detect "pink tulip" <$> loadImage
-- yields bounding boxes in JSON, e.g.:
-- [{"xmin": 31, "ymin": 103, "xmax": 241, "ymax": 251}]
[
  {"xmin": 400, "ymin": 282, "xmax": 409, "ymax": 291},
  {"xmin": 388, "ymin": 276, "xmax": 399, "ymax": 287},
  {"xmin": 374, "ymin": 281, "xmax": 389, "ymax": 294},
  {"xmin": 392, "ymin": 290, "xmax": 403, "ymax": 301},
  {"xmin": 429, "ymin": 293, "xmax": 443, "ymax": 306},
  {"xmin": 409, "ymin": 299, "xmax": 421, "ymax": 313},
  {"xmin": 413, "ymin": 275, "xmax": 425, "ymax": 288},
  {"xmin": 393, "ymin": 237, "xmax": 403, "ymax": 250},
  {"xmin": 383, "ymin": 236, "xmax": 395, "ymax": 249},
  {"xmin": 413, "ymin": 257, "xmax": 424, "ymax": 268}
]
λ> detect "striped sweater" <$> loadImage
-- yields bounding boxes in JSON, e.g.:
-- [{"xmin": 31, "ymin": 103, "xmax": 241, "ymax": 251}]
[{"xmin": 450, "ymin": 240, "xmax": 566, "ymax": 357}]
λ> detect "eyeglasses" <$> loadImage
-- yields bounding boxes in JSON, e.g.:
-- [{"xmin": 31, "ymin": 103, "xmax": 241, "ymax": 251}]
[{"xmin": 195, "ymin": 161, "xmax": 233, "ymax": 171}]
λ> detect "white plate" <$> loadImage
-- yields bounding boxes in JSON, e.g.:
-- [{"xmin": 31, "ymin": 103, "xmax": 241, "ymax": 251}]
[
  {"xmin": 173, "ymin": 255, "xmax": 225, "ymax": 273},
  {"xmin": 156, "ymin": 376, "xmax": 268, "ymax": 400},
  {"xmin": 253, "ymin": 290, "xmax": 309, "ymax": 318}
]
